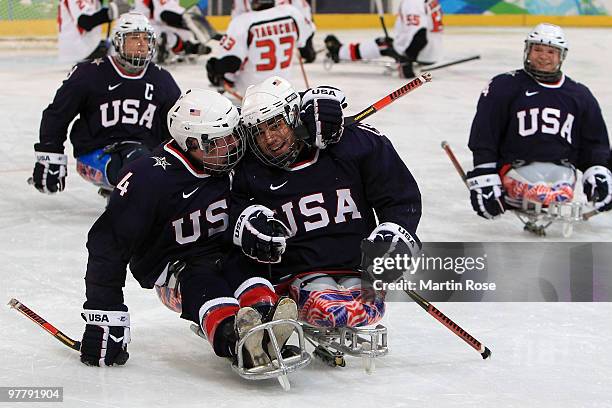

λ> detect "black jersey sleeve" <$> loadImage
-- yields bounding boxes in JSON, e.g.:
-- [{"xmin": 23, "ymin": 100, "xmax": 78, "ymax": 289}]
[
  {"xmin": 354, "ymin": 124, "xmax": 422, "ymax": 235},
  {"xmin": 468, "ymin": 74, "xmax": 516, "ymax": 167},
  {"xmin": 84, "ymin": 163, "xmax": 160, "ymax": 309},
  {"xmin": 576, "ymin": 86, "xmax": 610, "ymax": 171},
  {"xmin": 37, "ymin": 64, "xmax": 88, "ymax": 153}
]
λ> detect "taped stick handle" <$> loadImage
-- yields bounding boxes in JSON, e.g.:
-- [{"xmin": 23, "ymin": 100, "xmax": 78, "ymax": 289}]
[{"xmin": 344, "ymin": 72, "xmax": 432, "ymax": 126}]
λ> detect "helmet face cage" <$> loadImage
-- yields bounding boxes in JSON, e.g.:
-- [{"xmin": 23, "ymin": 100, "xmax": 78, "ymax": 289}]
[
  {"xmin": 114, "ymin": 29, "xmax": 156, "ymax": 71},
  {"xmin": 523, "ymin": 24, "xmax": 568, "ymax": 82},
  {"xmin": 199, "ymin": 126, "xmax": 247, "ymax": 175},
  {"xmin": 246, "ymin": 104, "xmax": 302, "ymax": 169}
]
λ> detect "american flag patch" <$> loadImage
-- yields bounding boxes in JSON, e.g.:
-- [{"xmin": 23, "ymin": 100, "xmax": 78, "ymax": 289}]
[{"xmin": 190, "ymin": 108, "xmax": 201, "ymax": 116}]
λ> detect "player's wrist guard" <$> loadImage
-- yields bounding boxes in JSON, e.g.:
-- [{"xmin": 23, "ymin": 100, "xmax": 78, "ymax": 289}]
[
  {"xmin": 466, "ymin": 167, "xmax": 505, "ymax": 219},
  {"xmin": 233, "ymin": 205, "xmax": 293, "ymax": 264},
  {"xmin": 80, "ymin": 307, "xmax": 130, "ymax": 367},
  {"xmin": 583, "ymin": 165, "xmax": 612, "ymax": 212}
]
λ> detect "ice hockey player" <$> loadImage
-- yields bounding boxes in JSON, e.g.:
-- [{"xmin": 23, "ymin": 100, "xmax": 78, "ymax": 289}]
[
  {"xmin": 78, "ymin": 88, "xmax": 298, "ymax": 370},
  {"xmin": 466, "ymin": 23, "xmax": 611, "ymax": 220},
  {"xmin": 325, "ymin": 0, "xmax": 443, "ymax": 78},
  {"xmin": 134, "ymin": 0, "xmax": 214, "ymax": 64},
  {"xmin": 32, "ymin": 12, "xmax": 181, "ymax": 198},
  {"xmin": 231, "ymin": 0, "xmax": 317, "ymax": 63},
  {"xmin": 57, "ymin": 0, "xmax": 131, "ymax": 63},
  {"xmin": 226, "ymin": 76, "xmax": 422, "ymax": 328},
  {"xmin": 206, "ymin": 0, "xmax": 314, "ymax": 96}
]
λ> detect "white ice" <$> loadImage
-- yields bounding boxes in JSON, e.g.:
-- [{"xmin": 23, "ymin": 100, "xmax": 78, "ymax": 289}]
[{"xmin": 1, "ymin": 27, "xmax": 611, "ymax": 407}]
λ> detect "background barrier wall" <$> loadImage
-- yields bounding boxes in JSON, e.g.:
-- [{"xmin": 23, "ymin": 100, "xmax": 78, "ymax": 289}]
[{"xmin": 1, "ymin": 0, "xmax": 612, "ymax": 37}]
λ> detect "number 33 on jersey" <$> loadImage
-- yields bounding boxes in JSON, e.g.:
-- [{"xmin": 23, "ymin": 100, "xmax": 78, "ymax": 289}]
[{"xmin": 219, "ymin": 4, "xmax": 314, "ymax": 94}]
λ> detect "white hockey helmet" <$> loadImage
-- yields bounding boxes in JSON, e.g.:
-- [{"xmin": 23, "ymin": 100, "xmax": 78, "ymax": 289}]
[
  {"xmin": 241, "ymin": 76, "xmax": 303, "ymax": 169},
  {"xmin": 112, "ymin": 12, "xmax": 156, "ymax": 71},
  {"xmin": 168, "ymin": 89, "xmax": 245, "ymax": 174},
  {"xmin": 523, "ymin": 23, "xmax": 568, "ymax": 82}
]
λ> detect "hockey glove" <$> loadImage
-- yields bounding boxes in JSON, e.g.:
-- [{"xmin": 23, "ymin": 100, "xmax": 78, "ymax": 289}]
[
  {"xmin": 80, "ymin": 308, "xmax": 130, "ymax": 367},
  {"xmin": 583, "ymin": 165, "xmax": 612, "ymax": 212},
  {"xmin": 299, "ymin": 86, "xmax": 347, "ymax": 149},
  {"xmin": 206, "ymin": 57, "xmax": 223, "ymax": 87},
  {"xmin": 466, "ymin": 168, "xmax": 505, "ymax": 219},
  {"xmin": 32, "ymin": 145, "xmax": 67, "ymax": 194},
  {"xmin": 360, "ymin": 222, "xmax": 421, "ymax": 283},
  {"xmin": 107, "ymin": 0, "xmax": 131, "ymax": 20},
  {"xmin": 233, "ymin": 205, "xmax": 293, "ymax": 264}
]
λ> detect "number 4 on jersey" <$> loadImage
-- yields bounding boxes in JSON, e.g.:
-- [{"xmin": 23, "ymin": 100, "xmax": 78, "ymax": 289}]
[{"xmin": 116, "ymin": 172, "xmax": 133, "ymax": 196}]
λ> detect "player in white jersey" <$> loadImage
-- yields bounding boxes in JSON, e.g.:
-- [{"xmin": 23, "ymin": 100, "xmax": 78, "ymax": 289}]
[
  {"xmin": 325, "ymin": 0, "xmax": 443, "ymax": 78},
  {"xmin": 231, "ymin": 0, "xmax": 316, "ymax": 62},
  {"xmin": 206, "ymin": 0, "xmax": 314, "ymax": 96},
  {"xmin": 58, "ymin": 0, "xmax": 130, "ymax": 63},
  {"xmin": 134, "ymin": 0, "xmax": 214, "ymax": 64}
]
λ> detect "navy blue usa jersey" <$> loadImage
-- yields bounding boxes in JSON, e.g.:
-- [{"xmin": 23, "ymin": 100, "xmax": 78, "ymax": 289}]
[
  {"xmin": 38, "ymin": 56, "xmax": 181, "ymax": 157},
  {"xmin": 468, "ymin": 69, "xmax": 610, "ymax": 171},
  {"xmin": 85, "ymin": 140, "xmax": 231, "ymax": 306},
  {"xmin": 228, "ymin": 123, "xmax": 421, "ymax": 283}
]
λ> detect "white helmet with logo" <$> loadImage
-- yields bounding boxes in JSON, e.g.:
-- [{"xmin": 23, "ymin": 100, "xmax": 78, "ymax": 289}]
[
  {"xmin": 168, "ymin": 89, "xmax": 245, "ymax": 174},
  {"xmin": 523, "ymin": 23, "xmax": 568, "ymax": 82},
  {"xmin": 112, "ymin": 12, "xmax": 157, "ymax": 71},
  {"xmin": 241, "ymin": 76, "xmax": 302, "ymax": 169}
]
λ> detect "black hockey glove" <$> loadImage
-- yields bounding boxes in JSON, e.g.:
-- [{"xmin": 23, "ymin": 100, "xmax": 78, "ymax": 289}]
[
  {"xmin": 360, "ymin": 222, "xmax": 421, "ymax": 283},
  {"xmin": 583, "ymin": 165, "xmax": 612, "ymax": 212},
  {"xmin": 299, "ymin": 86, "xmax": 347, "ymax": 149},
  {"xmin": 32, "ymin": 144, "xmax": 67, "ymax": 194},
  {"xmin": 466, "ymin": 167, "xmax": 505, "ymax": 219},
  {"xmin": 206, "ymin": 57, "xmax": 223, "ymax": 87},
  {"xmin": 80, "ymin": 307, "xmax": 130, "ymax": 367},
  {"xmin": 233, "ymin": 205, "xmax": 293, "ymax": 264}
]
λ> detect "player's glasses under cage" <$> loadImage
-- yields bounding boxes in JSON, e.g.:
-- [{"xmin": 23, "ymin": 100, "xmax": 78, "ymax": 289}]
[
  {"xmin": 115, "ymin": 31, "xmax": 156, "ymax": 70},
  {"xmin": 246, "ymin": 115, "xmax": 303, "ymax": 169},
  {"xmin": 200, "ymin": 126, "xmax": 246, "ymax": 174}
]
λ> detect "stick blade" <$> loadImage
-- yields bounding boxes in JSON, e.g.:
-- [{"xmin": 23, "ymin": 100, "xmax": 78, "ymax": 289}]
[{"xmin": 481, "ymin": 347, "xmax": 492, "ymax": 360}]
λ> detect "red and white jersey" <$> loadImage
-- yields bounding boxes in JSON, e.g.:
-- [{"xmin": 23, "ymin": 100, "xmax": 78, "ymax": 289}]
[
  {"xmin": 232, "ymin": 0, "xmax": 313, "ymax": 24},
  {"xmin": 134, "ymin": 0, "xmax": 191, "ymax": 41},
  {"xmin": 134, "ymin": 0, "xmax": 184, "ymax": 23},
  {"xmin": 393, "ymin": 0, "xmax": 443, "ymax": 63},
  {"xmin": 57, "ymin": 0, "xmax": 104, "ymax": 63},
  {"xmin": 219, "ymin": 4, "xmax": 314, "ymax": 94}
]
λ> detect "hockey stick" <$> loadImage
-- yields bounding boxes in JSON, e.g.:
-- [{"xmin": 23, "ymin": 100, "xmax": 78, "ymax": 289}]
[
  {"xmin": 404, "ymin": 290, "xmax": 492, "ymax": 359},
  {"xmin": 223, "ymin": 81, "xmax": 243, "ymax": 101},
  {"xmin": 297, "ymin": 53, "xmax": 310, "ymax": 89},
  {"xmin": 8, "ymin": 298, "xmax": 81, "ymax": 351},
  {"xmin": 421, "ymin": 55, "xmax": 480, "ymax": 72},
  {"xmin": 374, "ymin": 0, "xmax": 391, "ymax": 40},
  {"xmin": 344, "ymin": 72, "xmax": 432, "ymax": 126},
  {"xmin": 441, "ymin": 140, "xmax": 469, "ymax": 188}
]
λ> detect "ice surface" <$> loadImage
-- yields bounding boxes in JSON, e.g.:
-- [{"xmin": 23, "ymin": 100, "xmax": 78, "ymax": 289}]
[{"xmin": 0, "ymin": 27, "xmax": 611, "ymax": 407}]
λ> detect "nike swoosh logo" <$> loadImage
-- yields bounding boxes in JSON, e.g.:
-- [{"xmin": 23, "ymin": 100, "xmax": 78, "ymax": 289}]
[
  {"xmin": 108, "ymin": 83, "xmax": 122, "ymax": 91},
  {"xmin": 270, "ymin": 181, "xmax": 288, "ymax": 191},
  {"xmin": 182, "ymin": 187, "xmax": 199, "ymax": 199},
  {"xmin": 525, "ymin": 91, "xmax": 539, "ymax": 96},
  {"xmin": 48, "ymin": 170, "xmax": 60, "ymax": 175}
]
